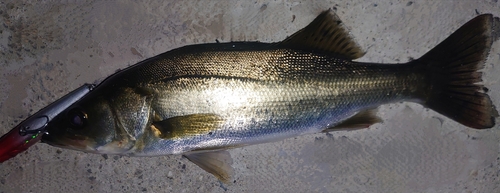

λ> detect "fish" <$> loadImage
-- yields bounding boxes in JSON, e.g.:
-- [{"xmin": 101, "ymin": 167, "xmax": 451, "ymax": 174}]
[{"xmin": 40, "ymin": 10, "xmax": 499, "ymax": 182}]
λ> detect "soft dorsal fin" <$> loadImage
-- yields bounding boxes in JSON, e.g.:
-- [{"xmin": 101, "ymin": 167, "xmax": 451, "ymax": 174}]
[
  {"xmin": 184, "ymin": 150, "xmax": 234, "ymax": 183},
  {"xmin": 150, "ymin": 114, "xmax": 224, "ymax": 139},
  {"xmin": 280, "ymin": 9, "xmax": 365, "ymax": 59},
  {"xmin": 323, "ymin": 109, "xmax": 382, "ymax": 132}
]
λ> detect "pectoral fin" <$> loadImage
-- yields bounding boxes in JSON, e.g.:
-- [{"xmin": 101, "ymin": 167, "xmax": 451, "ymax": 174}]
[
  {"xmin": 151, "ymin": 114, "xmax": 224, "ymax": 139},
  {"xmin": 323, "ymin": 109, "xmax": 382, "ymax": 132},
  {"xmin": 184, "ymin": 150, "xmax": 234, "ymax": 183},
  {"xmin": 280, "ymin": 9, "xmax": 365, "ymax": 59}
]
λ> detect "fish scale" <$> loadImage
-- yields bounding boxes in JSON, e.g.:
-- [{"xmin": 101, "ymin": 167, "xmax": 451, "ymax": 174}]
[{"xmin": 139, "ymin": 58, "xmax": 423, "ymax": 155}]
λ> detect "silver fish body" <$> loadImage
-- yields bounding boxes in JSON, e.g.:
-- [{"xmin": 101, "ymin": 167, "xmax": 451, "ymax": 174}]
[
  {"xmin": 41, "ymin": 10, "xmax": 498, "ymax": 182},
  {"xmin": 44, "ymin": 42, "xmax": 425, "ymax": 155},
  {"xmin": 125, "ymin": 43, "xmax": 424, "ymax": 155}
]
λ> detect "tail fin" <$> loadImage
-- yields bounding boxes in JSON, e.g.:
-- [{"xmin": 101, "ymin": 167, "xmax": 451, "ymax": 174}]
[{"xmin": 417, "ymin": 14, "xmax": 499, "ymax": 129}]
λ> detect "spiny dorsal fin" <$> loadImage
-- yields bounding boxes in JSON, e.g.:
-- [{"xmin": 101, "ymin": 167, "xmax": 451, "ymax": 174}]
[
  {"xmin": 280, "ymin": 9, "xmax": 365, "ymax": 59},
  {"xmin": 184, "ymin": 150, "xmax": 234, "ymax": 183},
  {"xmin": 151, "ymin": 114, "xmax": 224, "ymax": 139},
  {"xmin": 323, "ymin": 109, "xmax": 382, "ymax": 132}
]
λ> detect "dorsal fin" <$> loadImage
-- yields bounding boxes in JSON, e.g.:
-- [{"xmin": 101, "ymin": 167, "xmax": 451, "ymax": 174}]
[{"xmin": 280, "ymin": 9, "xmax": 365, "ymax": 59}]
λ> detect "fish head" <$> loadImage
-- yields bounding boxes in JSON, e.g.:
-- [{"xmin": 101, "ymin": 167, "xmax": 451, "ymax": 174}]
[
  {"xmin": 42, "ymin": 95, "xmax": 118, "ymax": 153},
  {"xmin": 42, "ymin": 87, "xmax": 149, "ymax": 154}
]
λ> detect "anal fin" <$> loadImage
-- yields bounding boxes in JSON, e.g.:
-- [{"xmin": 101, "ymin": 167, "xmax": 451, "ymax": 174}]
[
  {"xmin": 323, "ymin": 109, "xmax": 382, "ymax": 132},
  {"xmin": 184, "ymin": 150, "xmax": 234, "ymax": 183}
]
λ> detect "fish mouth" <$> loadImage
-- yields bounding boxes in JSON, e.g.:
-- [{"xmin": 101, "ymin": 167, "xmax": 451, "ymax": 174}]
[{"xmin": 41, "ymin": 132, "xmax": 98, "ymax": 152}]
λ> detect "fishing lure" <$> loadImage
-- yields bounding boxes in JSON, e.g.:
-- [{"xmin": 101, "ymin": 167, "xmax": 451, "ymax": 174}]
[{"xmin": 0, "ymin": 84, "xmax": 95, "ymax": 162}]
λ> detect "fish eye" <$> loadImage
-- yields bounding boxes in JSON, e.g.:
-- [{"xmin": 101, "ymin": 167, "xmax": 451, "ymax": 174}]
[{"xmin": 67, "ymin": 108, "xmax": 87, "ymax": 129}]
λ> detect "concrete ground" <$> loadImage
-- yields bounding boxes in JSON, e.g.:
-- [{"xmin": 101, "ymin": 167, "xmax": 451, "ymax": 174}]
[{"xmin": 1, "ymin": 0, "xmax": 499, "ymax": 192}]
